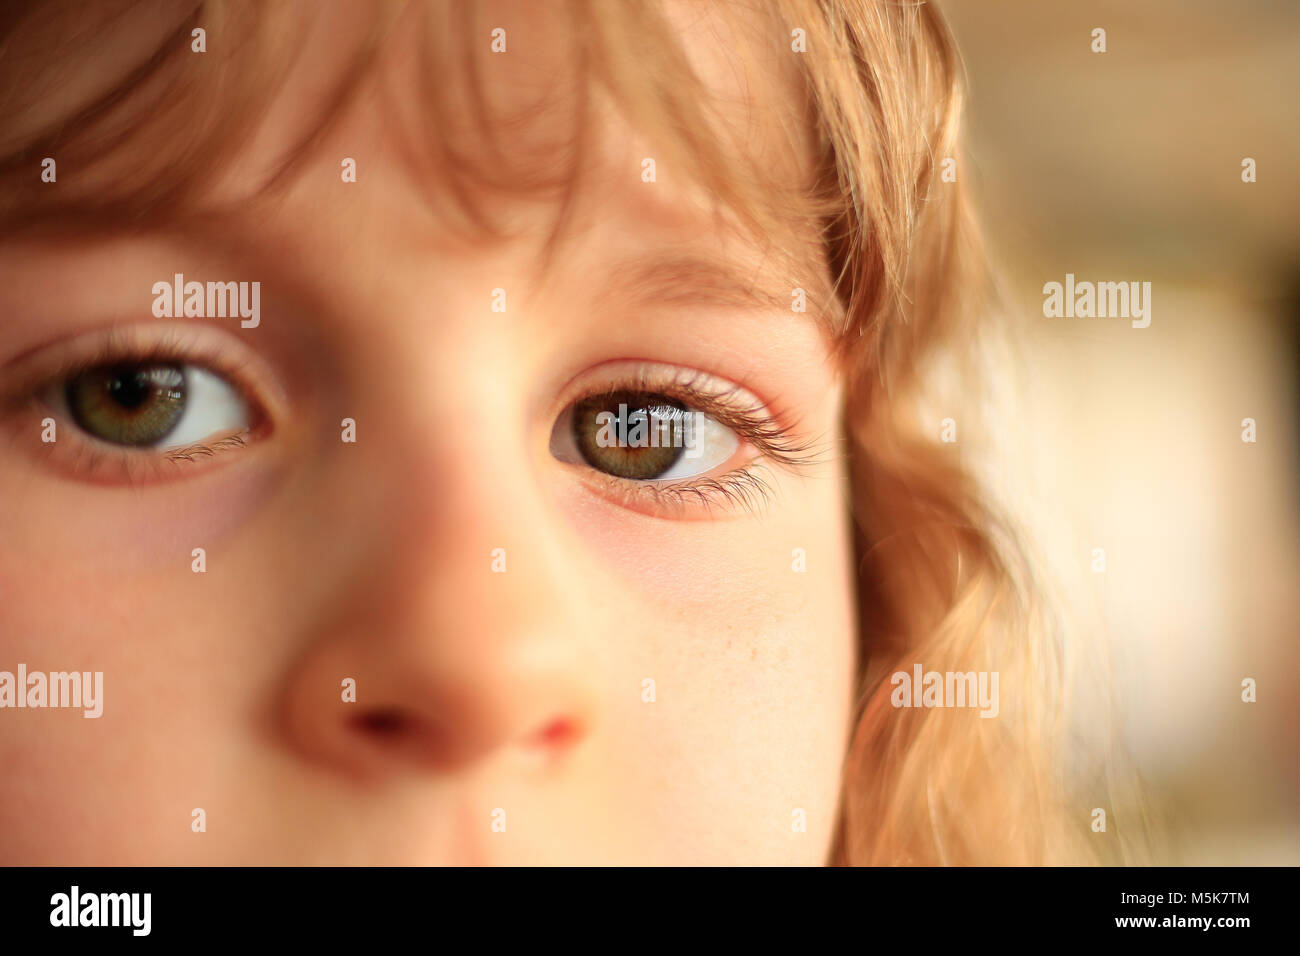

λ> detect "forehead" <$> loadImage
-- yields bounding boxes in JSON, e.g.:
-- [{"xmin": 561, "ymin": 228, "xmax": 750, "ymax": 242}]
[{"xmin": 284, "ymin": 1, "xmax": 819, "ymax": 267}]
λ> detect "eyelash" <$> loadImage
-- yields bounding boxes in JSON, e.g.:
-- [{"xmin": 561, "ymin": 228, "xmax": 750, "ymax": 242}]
[
  {"xmin": 585, "ymin": 467, "xmax": 781, "ymax": 517},
  {"xmin": 6, "ymin": 331, "xmax": 263, "ymax": 485},
  {"xmin": 561, "ymin": 367, "xmax": 825, "ymax": 516}
]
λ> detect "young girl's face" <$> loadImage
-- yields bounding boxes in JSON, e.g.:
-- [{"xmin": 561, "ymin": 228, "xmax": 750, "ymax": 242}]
[{"xmin": 0, "ymin": 1, "xmax": 857, "ymax": 864}]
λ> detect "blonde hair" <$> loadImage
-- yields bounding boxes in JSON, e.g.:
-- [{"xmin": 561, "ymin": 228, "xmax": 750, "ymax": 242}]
[{"xmin": 0, "ymin": 0, "xmax": 1147, "ymax": 864}]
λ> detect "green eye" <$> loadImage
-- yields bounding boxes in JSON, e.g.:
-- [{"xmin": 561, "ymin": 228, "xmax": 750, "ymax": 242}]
[
  {"xmin": 65, "ymin": 363, "xmax": 187, "ymax": 446},
  {"xmin": 571, "ymin": 390, "xmax": 688, "ymax": 479}
]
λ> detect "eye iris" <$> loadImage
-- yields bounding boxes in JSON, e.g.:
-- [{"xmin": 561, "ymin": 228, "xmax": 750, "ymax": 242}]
[
  {"xmin": 66, "ymin": 364, "xmax": 187, "ymax": 446},
  {"xmin": 572, "ymin": 390, "xmax": 687, "ymax": 479}
]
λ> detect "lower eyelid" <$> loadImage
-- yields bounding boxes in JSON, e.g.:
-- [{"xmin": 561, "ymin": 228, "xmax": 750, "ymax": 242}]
[
  {"xmin": 566, "ymin": 456, "xmax": 778, "ymax": 521},
  {"xmin": 61, "ymin": 433, "xmax": 253, "ymax": 486},
  {"xmin": 6, "ymin": 393, "xmax": 258, "ymax": 487}
]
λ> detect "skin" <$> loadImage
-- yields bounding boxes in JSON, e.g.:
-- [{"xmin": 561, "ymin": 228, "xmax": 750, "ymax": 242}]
[{"xmin": 0, "ymin": 0, "xmax": 857, "ymax": 864}]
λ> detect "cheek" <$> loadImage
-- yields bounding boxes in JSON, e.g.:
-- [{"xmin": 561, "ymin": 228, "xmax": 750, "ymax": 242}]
[
  {"xmin": 0, "ymin": 586, "xmax": 201, "ymax": 863},
  {"xmin": 0, "ymin": 462, "xmax": 281, "ymax": 863},
  {"xmin": 553, "ymin": 469, "xmax": 858, "ymax": 863},
  {"xmin": 0, "ymin": 454, "xmax": 280, "ymax": 570},
  {"xmin": 0, "ymin": 556, "xmax": 276, "ymax": 863}
]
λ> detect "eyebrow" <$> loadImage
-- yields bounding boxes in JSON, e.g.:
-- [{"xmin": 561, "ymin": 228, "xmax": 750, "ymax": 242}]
[{"xmin": 599, "ymin": 253, "xmax": 834, "ymax": 324}]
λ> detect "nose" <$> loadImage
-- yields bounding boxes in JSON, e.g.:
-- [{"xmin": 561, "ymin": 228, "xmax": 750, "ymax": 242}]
[
  {"xmin": 280, "ymin": 436, "xmax": 600, "ymax": 781},
  {"xmin": 284, "ymin": 620, "xmax": 593, "ymax": 778}
]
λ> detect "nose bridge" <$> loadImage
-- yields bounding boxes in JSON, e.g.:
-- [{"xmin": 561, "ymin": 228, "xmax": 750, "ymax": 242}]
[
  {"xmin": 374, "ymin": 322, "xmax": 556, "ymax": 630},
  {"xmin": 366, "ymin": 249, "xmax": 578, "ymax": 629},
  {"xmin": 378, "ymin": 433, "xmax": 588, "ymax": 686}
]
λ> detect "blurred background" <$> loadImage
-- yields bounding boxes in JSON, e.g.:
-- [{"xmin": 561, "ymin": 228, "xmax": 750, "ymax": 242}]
[{"xmin": 943, "ymin": 0, "xmax": 1300, "ymax": 863}]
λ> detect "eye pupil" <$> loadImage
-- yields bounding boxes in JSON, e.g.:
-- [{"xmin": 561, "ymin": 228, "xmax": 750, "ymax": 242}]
[{"xmin": 107, "ymin": 368, "xmax": 154, "ymax": 409}]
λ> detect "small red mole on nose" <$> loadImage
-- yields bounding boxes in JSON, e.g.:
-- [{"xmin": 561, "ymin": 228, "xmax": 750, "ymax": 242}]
[{"xmin": 529, "ymin": 717, "xmax": 578, "ymax": 749}]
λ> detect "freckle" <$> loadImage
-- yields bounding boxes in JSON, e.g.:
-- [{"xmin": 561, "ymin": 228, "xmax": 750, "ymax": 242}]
[{"xmin": 750, "ymin": 647, "xmax": 757, "ymax": 662}]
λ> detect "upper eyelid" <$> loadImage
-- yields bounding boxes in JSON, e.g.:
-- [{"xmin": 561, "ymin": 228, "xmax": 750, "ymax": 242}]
[
  {"xmin": 0, "ymin": 323, "xmax": 286, "ymax": 423},
  {"xmin": 554, "ymin": 361, "xmax": 783, "ymax": 433}
]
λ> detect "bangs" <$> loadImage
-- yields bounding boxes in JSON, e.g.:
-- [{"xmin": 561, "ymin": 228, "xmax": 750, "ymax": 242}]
[
  {"xmin": 1, "ymin": 2, "xmax": 839, "ymax": 311},
  {"xmin": 0, "ymin": 1, "xmax": 299, "ymax": 230}
]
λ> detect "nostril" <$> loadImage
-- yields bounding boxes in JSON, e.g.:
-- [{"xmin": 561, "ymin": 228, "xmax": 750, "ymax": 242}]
[
  {"xmin": 348, "ymin": 710, "xmax": 579, "ymax": 766},
  {"xmin": 352, "ymin": 709, "xmax": 411, "ymax": 738},
  {"xmin": 347, "ymin": 709, "xmax": 462, "ymax": 768}
]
